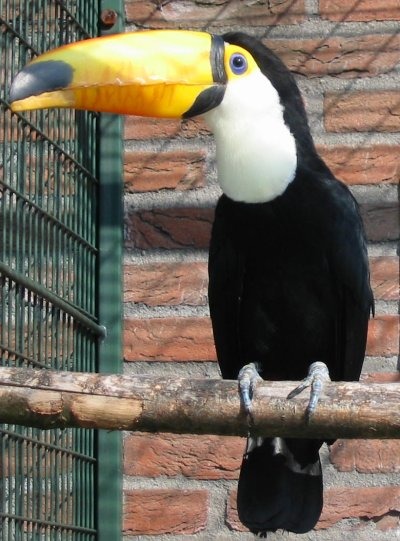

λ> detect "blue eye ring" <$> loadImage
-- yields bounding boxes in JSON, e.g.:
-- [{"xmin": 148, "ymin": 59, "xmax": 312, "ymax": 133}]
[{"xmin": 229, "ymin": 53, "xmax": 248, "ymax": 75}]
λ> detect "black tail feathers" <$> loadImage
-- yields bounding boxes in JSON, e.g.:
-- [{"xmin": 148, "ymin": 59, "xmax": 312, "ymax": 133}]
[{"xmin": 237, "ymin": 437, "xmax": 324, "ymax": 536}]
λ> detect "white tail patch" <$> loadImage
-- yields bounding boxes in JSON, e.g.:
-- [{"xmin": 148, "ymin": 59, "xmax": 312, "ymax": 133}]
[
  {"xmin": 245, "ymin": 436, "xmax": 265, "ymax": 456},
  {"xmin": 244, "ymin": 437, "xmax": 321, "ymax": 477},
  {"xmin": 272, "ymin": 437, "xmax": 321, "ymax": 477}
]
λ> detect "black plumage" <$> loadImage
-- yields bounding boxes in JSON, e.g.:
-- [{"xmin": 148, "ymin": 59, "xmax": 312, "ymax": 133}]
[{"xmin": 208, "ymin": 33, "xmax": 373, "ymax": 535}]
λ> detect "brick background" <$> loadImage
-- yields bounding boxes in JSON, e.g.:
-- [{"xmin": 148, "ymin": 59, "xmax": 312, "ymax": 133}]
[
  {"xmin": 124, "ymin": 316, "xmax": 215, "ymax": 361},
  {"xmin": 267, "ymin": 35, "xmax": 400, "ymax": 78},
  {"xmin": 318, "ymin": 146, "xmax": 400, "ymax": 185},
  {"xmin": 124, "ymin": 433, "xmax": 243, "ymax": 479},
  {"xmin": 318, "ymin": 487, "xmax": 400, "ymax": 530},
  {"xmin": 319, "ymin": 0, "xmax": 400, "ymax": 22},
  {"xmin": 122, "ymin": 0, "xmax": 399, "ymax": 539},
  {"xmin": 324, "ymin": 91, "xmax": 400, "ymax": 133},
  {"xmin": 123, "ymin": 489, "xmax": 208, "ymax": 535},
  {"xmin": 124, "ymin": 149, "xmax": 207, "ymax": 192},
  {"xmin": 330, "ymin": 440, "xmax": 400, "ymax": 473},
  {"xmin": 126, "ymin": 207, "xmax": 214, "ymax": 250},
  {"xmin": 125, "ymin": 0, "xmax": 307, "ymax": 29}
]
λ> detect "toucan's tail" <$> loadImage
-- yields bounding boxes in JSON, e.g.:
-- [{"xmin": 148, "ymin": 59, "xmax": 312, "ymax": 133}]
[{"xmin": 237, "ymin": 437, "xmax": 323, "ymax": 536}]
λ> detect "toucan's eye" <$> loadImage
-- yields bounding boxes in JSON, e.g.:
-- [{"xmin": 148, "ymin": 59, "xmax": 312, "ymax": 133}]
[{"xmin": 229, "ymin": 53, "xmax": 248, "ymax": 75}]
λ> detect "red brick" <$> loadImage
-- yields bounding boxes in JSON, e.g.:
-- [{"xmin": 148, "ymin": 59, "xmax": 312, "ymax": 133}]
[
  {"xmin": 123, "ymin": 316, "xmax": 215, "ymax": 361},
  {"xmin": 360, "ymin": 202, "xmax": 399, "ymax": 243},
  {"xmin": 123, "ymin": 489, "xmax": 208, "ymax": 535},
  {"xmin": 124, "ymin": 116, "xmax": 181, "ymax": 140},
  {"xmin": 324, "ymin": 91, "xmax": 400, "ymax": 133},
  {"xmin": 269, "ymin": 35, "xmax": 400, "ymax": 78},
  {"xmin": 318, "ymin": 486, "xmax": 400, "ymax": 529},
  {"xmin": 124, "ymin": 261, "xmax": 208, "ymax": 306},
  {"xmin": 362, "ymin": 372, "xmax": 400, "ymax": 383},
  {"xmin": 330, "ymin": 440, "xmax": 400, "ymax": 473},
  {"xmin": 124, "ymin": 149, "xmax": 207, "ymax": 192},
  {"xmin": 125, "ymin": 0, "xmax": 306, "ymax": 30},
  {"xmin": 367, "ymin": 315, "xmax": 399, "ymax": 357},
  {"xmin": 226, "ymin": 490, "xmax": 247, "ymax": 532},
  {"xmin": 376, "ymin": 514, "xmax": 400, "ymax": 531},
  {"xmin": 318, "ymin": 145, "xmax": 400, "ymax": 185},
  {"xmin": 124, "ymin": 116, "xmax": 210, "ymax": 140},
  {"xmin": 319, "ymin": 0, "xmax": 400, "ymax": 22},
  {"xmin": 125, "ymin": 207, "xmax": 214, "ymax": 250},
  {"xmin": 370, "ymin": 257, "xmax": 399, "ymax": 301},
  {"xmin": 124, "ymin": 433, "xmax": 243, "ymax": 479}
]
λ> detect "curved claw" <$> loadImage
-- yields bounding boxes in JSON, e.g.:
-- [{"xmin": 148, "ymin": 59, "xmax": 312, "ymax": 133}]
[
  {"xmin": 287, "ymin": 361, "xmax": 330, "ymax": 419},
  {"xmin": 238, "ymin": 362, "xmax": 262, "ymax": 415}
]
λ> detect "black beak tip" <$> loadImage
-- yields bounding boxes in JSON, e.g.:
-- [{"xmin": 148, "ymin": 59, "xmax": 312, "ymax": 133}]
[{"xmin": 9, "ymin": 60, "xmax": 74, "ymax": 104}]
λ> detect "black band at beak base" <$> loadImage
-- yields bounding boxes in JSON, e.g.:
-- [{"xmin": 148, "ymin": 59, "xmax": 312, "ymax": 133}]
[
  {"xmin": 183, "ymin": 34, "xmax": 227, "ymax": 118},
  {"xmin": 210, "ymin": 35, "xmax": 227, "ymax": 84}
]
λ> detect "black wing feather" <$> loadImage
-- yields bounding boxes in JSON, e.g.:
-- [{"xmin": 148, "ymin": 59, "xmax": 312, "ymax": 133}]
[{"xmin": 208, "ymin": 196, "xmax": 246, "ymax": 379}]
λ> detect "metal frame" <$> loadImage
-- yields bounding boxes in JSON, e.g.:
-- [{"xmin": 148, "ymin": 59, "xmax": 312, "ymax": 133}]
[
  {"xmin": 96, "ymin": 1, "xmax": 125, "ymax": 538},
  {"xmin": 0, "ymin": 1, "xmax": 125, "ymax": 538}
]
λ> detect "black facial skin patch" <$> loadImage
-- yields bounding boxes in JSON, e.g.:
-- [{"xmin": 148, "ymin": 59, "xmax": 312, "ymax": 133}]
[{"xmin": 183, "ymin": 85, "xmax": 226, "ymax": 118}]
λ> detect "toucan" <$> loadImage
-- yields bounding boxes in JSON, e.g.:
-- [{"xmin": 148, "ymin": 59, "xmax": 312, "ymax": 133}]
[{"xmin": 10, "ymin": 30, "xmax": 374, "ymax": 536}]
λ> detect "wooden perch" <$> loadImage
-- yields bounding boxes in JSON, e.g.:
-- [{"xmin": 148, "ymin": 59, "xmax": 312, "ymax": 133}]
[{"xmin": 0, "ymin": 366, "xmax": 399, "ymax": 438}]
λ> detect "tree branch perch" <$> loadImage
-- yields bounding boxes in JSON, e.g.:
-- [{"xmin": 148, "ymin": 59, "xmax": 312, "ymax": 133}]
[{"xmin": 0, "ymin": 367, "xmax": 399, "ymax": 438}]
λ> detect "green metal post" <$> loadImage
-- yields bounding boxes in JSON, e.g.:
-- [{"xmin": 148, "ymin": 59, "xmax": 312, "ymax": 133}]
[{"xmin": 96, "ymin": 1, "xmax": 124, "ymax": 539}]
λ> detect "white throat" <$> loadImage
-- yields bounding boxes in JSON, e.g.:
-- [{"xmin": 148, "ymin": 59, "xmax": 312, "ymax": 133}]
[{"xmin": 203, "ymin": 69, "xmax": 297, "ymax": 203}]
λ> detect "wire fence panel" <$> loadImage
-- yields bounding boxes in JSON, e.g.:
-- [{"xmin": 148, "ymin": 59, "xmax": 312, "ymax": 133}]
[{"xmin": 0, "ymin": 2, "xmax": 104, "ymax": 539}]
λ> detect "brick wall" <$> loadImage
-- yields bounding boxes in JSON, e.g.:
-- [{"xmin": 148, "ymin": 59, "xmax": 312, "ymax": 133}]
[{"xmin": 121, "ymin": 1, "xmax": 400, "ymax": 539}]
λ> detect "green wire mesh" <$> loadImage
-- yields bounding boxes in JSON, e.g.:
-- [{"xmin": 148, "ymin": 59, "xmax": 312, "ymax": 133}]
[{"xmin": 0, "ymin": 2, "xmax": 103, "ymax": 538}]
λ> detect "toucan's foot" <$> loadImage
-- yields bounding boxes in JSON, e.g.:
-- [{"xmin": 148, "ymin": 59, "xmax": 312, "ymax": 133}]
[
  {"xmin": 287, "ymin": 361, "xmax": 330, "ymax": 419},
  {"xmin": 238, "ymin": 362, "xmax": 262, "ymax": 415}
]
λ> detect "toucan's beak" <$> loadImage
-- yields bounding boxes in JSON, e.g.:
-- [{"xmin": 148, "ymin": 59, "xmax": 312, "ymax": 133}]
[{"xmin": 9, "ymin": 30, "xmax": 228, "ymax": 118}]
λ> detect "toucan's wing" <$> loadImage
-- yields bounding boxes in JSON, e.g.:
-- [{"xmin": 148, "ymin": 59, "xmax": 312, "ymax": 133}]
[
  {"xmin": 208, "ymin": 195, "xmax": 246, "ymax": 380},
  {"xmin": 327, "ymin": 179, "xmax": 374, "ymax": 381}
]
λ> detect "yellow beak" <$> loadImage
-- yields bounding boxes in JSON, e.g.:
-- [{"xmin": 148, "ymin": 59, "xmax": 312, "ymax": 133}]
[{"xmin": 9, "ymin": 30, "xmax": 227, "ymax": 118}]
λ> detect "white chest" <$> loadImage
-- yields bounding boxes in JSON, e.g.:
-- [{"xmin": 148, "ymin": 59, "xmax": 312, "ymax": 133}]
[{"xmin": 203, "ymin": 70, "xmax": 297, "ymax": 203}]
